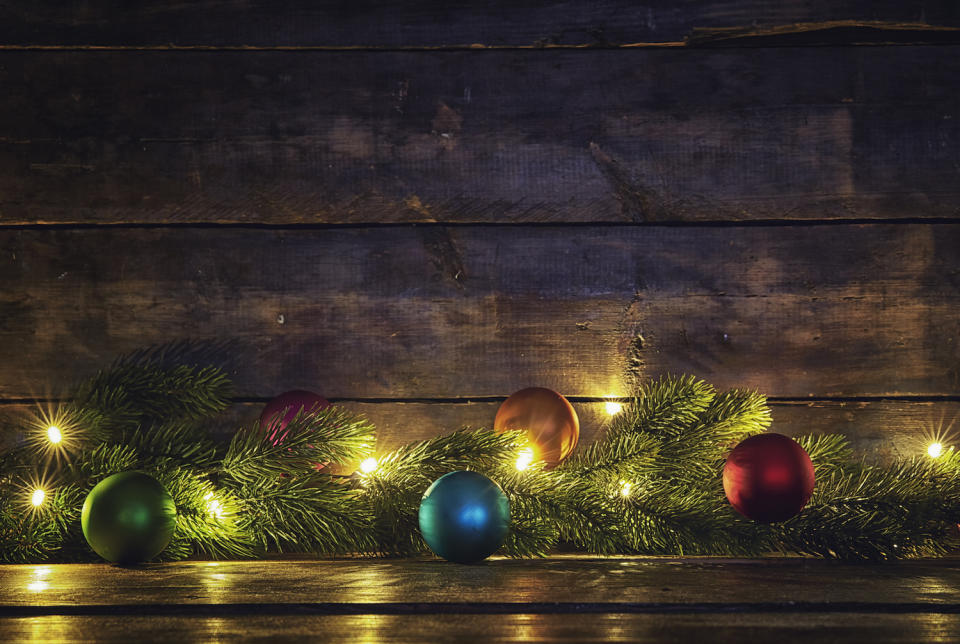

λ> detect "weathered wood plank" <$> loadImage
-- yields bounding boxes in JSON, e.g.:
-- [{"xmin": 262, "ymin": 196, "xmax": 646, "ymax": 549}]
[
  {"xmin": 0, "ymin": 1, "xmax": 956, "ymax": 47},
  {"xmin": 1, "ymin": 48, "xmax": 958, "ymax": 224},
  {"xmin": 1, "ymin": 612, "xmax": 958, "ymax": 644},
  {"xmin": 1, "ymin": 225, "xmax": 957, "ymax": 399},
  {"xmin": 768, "ymin": 401, "xmax": 960, "ymax": 461},
  {"xmin": 4, "ymin": 399, "xmax": 956, "ymax": 461},
  {"xmin": 3, "ymin": 559, "xmax": 960, "ymax": 605},
  {"xmin": 687, "ymin": 21, "xmax": 960, "ymax": 47}
]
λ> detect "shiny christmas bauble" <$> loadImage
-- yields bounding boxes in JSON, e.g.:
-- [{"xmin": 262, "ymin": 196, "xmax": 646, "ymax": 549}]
[
  {"xmin": 260, "ymin": 390, "xmax": 331, "ymax": 444},
  {"xmin": 494, "ymin": 387, "xmax": 579, "ymax": 467},
  {"xmin": 418, "ymin": 471, "xmax": 510, "ymax": 564},
  {"xmin": 722, "ymin": 433, "xmax": 815, "ymax": 523},
  {"xmin": 81, "ymin": 471, "xmax": 177, "ymax": 564}
]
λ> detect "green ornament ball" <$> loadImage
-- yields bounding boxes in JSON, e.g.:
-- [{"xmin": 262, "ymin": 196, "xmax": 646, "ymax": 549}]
[
  {"xmin": 418, "ymin": 470, "xmax": 510, "ymax": 564},
  {"xmin": 81, "ymin": 471, "xmax": 177, "ymax": 564}
]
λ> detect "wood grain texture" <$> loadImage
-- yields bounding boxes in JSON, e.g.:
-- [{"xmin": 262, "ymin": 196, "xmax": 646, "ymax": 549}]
[
  {"xmin": 3, "ymin": 399, "xmax": 956, "ymax": 461},
  {"xmin": 2, "ymin": 558, "xmax": 959, "ymax": 606},
  {"xmin": 0, "ymin": 47, "xmax": 958, "ymax": 224},
  {"xmin": 0, "ymin": 224, "xmax": 957, "ymax": 400},
  {"xmin": 3, "ymin": 559, "xmax": 960, "ymax": 642},
  {"xmin": 2, "ymin": 612, "xmax": 959, "ymax": 644},
  {"xmin": 345, "ymin": 400, "xmax": 960, "ymax": 459},
  {"xmin": 0, "ymin": 1, "xmax": 957, "ymax": 47}
]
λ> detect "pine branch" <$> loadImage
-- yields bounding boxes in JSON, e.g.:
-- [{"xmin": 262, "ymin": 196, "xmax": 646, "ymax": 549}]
[
  {"xmin": 236, "ymin": 475, "xmax": 374, "ymax": 554},
  {"xmin": 124, "ymin": 421, "xmax": 219, "ymax": 470},
  {"xmin": 71, "ymin": 360, "xmax": 232, "ymax": 432},
  {"xmin": 69, "ymin": 444, "xmax": 141, "ymax": 479},
  {"xmin": 795, "ymin": 433, "xmax": 854, "ymax": 476},
  {"xmin": 610, "ymin": 375, "xmax": 715, "ymax": 440},
  {"xmin": 773, "ymin": 451, "xmax": 960, "ymax": 559},
  {"xmin": 154, "ymin": 468, "xmax": 257, "ymax": 561},
  {"xmin": 650, "ymin": 388, "xmax": 770, "ymax": 484},
  {"xmin": 559, "ymin": 432, "xmax": 660, "ymax": 480},
  {"xmin": 619, "ymin": 483, "xmax": 767, "ymax": 555},
  {"xmin": 3, "ymin": 350, "xmax": 959, "ymax": 564},
  {"xmin": 221, "ymin": 407, "xmax": 374, "ymax": 486}
]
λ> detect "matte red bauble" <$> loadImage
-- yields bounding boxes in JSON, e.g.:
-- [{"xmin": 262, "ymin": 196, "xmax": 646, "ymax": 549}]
[
  {"xmin": 494, "ymin": 387, "xmax": 579, "ymax": 467},
  {"xmin": 260, "ymin": 390, "xmax": 331, "ymax": 445},
  {"xmin": 722, "ymin": 433, "xmax": 815, "ymax": 523}
]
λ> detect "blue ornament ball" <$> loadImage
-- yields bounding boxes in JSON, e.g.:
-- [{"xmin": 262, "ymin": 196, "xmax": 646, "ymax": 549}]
[{"xmin": 418, "ymin": 471, "xmax": 510, "ymax": 564}]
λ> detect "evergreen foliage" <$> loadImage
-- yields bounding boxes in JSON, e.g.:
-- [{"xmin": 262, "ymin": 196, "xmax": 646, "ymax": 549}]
[{"xmin": 1, "ymin": 349, "xmax": 957, "ymax": 563}]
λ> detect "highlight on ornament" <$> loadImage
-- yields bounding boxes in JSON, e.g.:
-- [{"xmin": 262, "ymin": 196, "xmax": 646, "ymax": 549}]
[{"xmin": 515, "ymin": 447, "xmax": 535, "ymax": 471}]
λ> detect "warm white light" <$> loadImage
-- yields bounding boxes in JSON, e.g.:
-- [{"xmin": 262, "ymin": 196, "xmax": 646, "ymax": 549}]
[
  {"xmin": 46, "ymin": 426, "xmax": 62, "ymax": 444},
  {"xmin": 605, "ymin": 401, "xmax": 624, "ymax": 416},
  {"xmin": 515, "ymin": 447, "xmax": 535, "ymax": 472},
  {"xmin": 619, "ymin": 480, "xmax": 632, "ymax": 497},
  {"xmin": 359, "ymin": 457, "xmax": 379, "ymax": 474},
  {"xmin": 31, "ymin": 489, "xmax": 46, "ymax": 507},
  {"xmin": 928, "ymin": 442, "xmax": 944, "ymax": 458},
  {"xmin": 204, "ymin": 492, "xmax": 224, "ymax": 519}
]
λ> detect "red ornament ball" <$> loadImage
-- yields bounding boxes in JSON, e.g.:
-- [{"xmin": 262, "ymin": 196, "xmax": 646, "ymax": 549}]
[
  {"xmin": 722, "ymin": 433, "xmax": 815, "ymax": 523},
  {"xmin": 260, "ymin": 390, "xmax": 331, "ymax": 445}
]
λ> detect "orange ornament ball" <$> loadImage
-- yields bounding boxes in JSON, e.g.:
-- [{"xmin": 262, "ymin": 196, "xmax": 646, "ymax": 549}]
[{"xmin": 494, "ymin": 387, "xmax": 579, "ymax": 467}]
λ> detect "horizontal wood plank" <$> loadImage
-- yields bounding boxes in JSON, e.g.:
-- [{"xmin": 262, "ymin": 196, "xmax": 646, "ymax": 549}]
[
  {"xmin": 0, "ymin": 225, "xmax": 957, "ymax": 399},
  {"xmin": 3, "ymin": 558, "xmax": 959, "ymax": 641},
  {"xmin": 0, "ymin": 2, "xmax": 957, "ymax": 47},
  {"xmin": 0, "ymin": 611, "xmax": 956, "ymax": 643},
  {"xmin": 0, "ymin": 48, "xmax": 958, "ymax": 224},
  {"xmin": 4, "ymin": 400, "xmax": 955, "ymax": 461},
  {"xmin": 3, "ymin": 559, "xmax": 960, "ymax": 605}
]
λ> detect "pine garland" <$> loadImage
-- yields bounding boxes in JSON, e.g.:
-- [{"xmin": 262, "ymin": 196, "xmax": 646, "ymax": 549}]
[{"xmin": 1, "ymin": 349, "xmax": 958, "ymax": 563}]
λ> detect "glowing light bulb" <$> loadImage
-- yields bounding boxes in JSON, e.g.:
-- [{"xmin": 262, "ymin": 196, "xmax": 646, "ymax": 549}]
[
  {"xmin": 204, "ymin": 492, "xmax": 224, "ymax": 519},
  {"xmin": 46, "ymin": 425, "xmax": 62, "ymax": 444},
  {"xmin": 619, "ymin": 480, "xmax": 632, "ymax": 497},
  {"xmin": 928, "ymin": 442, "xmax": 944, "ymax": 458},
  {"xmin": 31, "ymin": 489, "xmax": 45, "ymax": 507},
  {"xmin": 359, "ymin": 457, "xmax": 379, "ymax": 474},
  {"xmin": 605, "ymin": 401, "xmax": 624, "ymax": 416},
  {"xmin": 515, "ymin": 447, "xmax": 535, "ymax": 471}
]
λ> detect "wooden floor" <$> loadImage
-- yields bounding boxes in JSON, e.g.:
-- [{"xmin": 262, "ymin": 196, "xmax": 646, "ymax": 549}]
[{"xmin": 2, "ymin": 558, "xmax": 959, "ymax": 642}]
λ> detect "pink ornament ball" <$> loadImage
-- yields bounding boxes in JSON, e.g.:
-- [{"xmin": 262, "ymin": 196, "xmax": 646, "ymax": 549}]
[{"xmin": 259, "ymin": 390, "xmax": 331, "ymax": 445}]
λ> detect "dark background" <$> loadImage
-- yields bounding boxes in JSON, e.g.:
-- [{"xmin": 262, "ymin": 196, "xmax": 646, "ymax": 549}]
[{"xmin": 0, "ymin": 2, "xmax": 958, "ymax": 459}]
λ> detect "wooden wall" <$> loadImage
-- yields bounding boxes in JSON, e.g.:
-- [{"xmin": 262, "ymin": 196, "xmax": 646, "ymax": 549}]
[{"xmin": 1, "ymin": 2, "xmax": 958, "ymax": 460}]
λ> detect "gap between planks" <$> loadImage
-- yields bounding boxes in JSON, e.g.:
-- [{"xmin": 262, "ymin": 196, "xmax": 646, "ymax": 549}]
[
  {"xmin": 2, "ymin": 218, "xmax": 960, "ymax": 231},
  {"xmin": 1, "ymin": 396, "xmax": 959, "ymax": 406}
]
